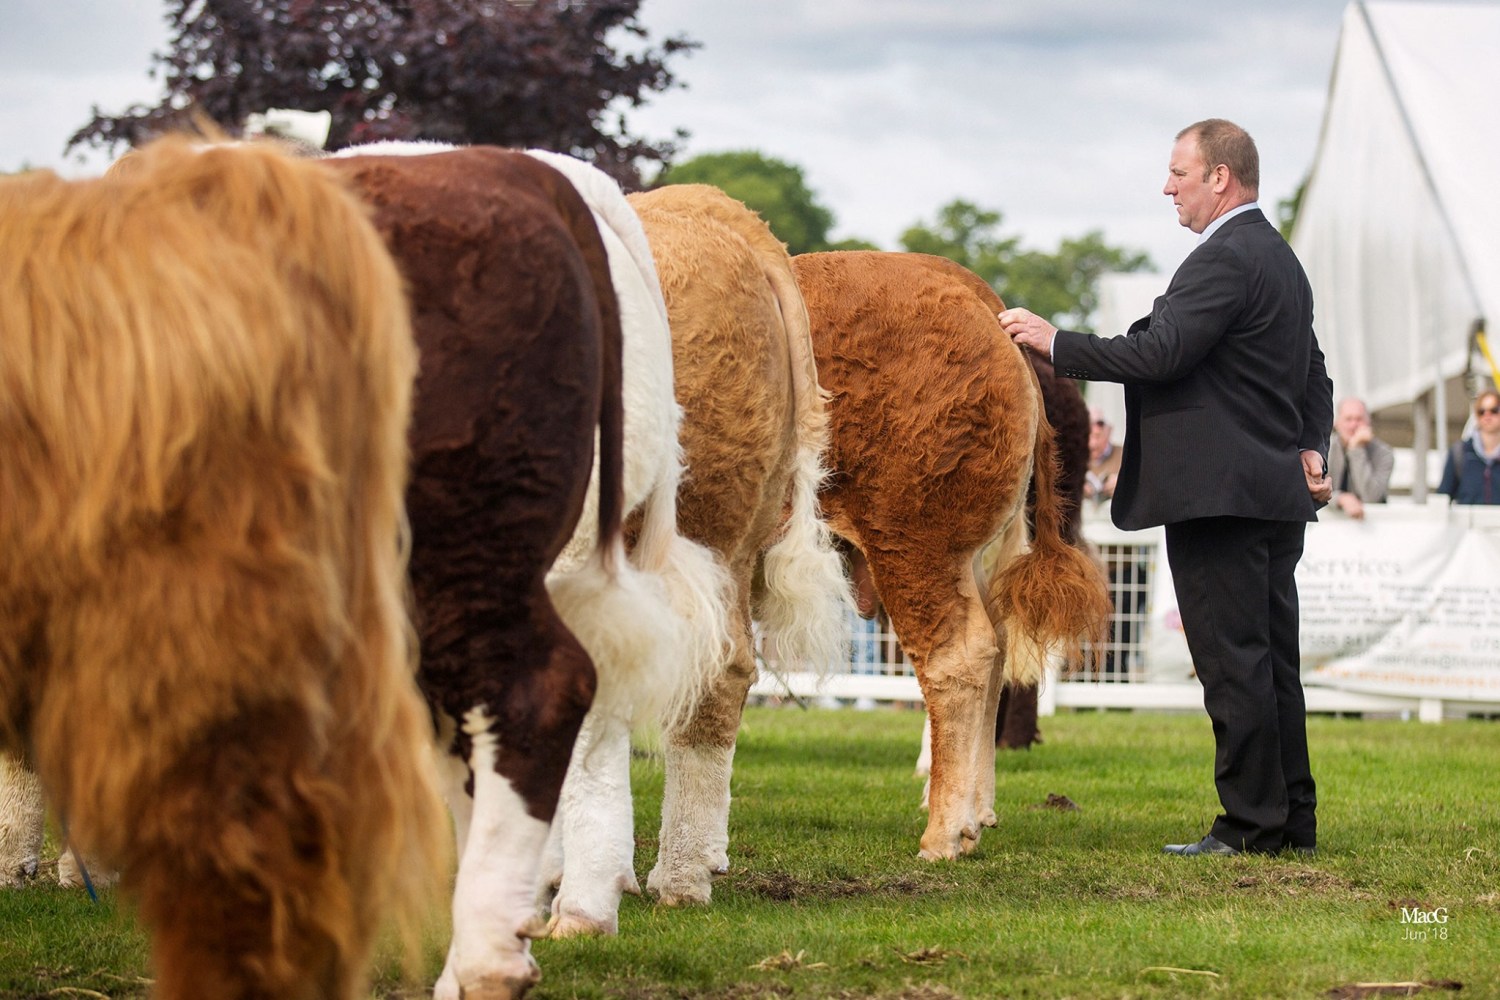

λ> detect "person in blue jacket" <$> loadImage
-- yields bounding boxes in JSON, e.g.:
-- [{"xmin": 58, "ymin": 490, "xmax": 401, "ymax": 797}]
[{"xmin": 1438, "ymin": 389, "xmax": 1500, "ymax": 504}]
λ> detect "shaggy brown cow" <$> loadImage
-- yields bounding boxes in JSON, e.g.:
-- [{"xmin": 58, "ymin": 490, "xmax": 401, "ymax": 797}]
[
  {"xmin": 792, "ymin": 250, "xmax": 1111, "ymax": 860},
  {"xmin": 0, "ymin": 138, "xmax": 445, "ymax": 999},
  {"xmin": 323, "ymin": 146, "xmax": 643, "ymax": 1000},
  {"xmin": 627, "ymin": 184, "xmax": 852, "ymax": 906},
  {"xmin": 877, "ymin": 352, "xmax": 1092, "ymax": 763}
]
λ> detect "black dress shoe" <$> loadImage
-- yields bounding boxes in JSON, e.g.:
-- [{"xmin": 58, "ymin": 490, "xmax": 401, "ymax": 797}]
[{"xmin": 1162, "ymin": 835, "xmax": 1239, "ymax": 856}]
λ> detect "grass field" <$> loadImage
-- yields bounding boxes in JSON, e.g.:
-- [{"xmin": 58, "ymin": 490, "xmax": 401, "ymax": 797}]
[{"xmin": 3, "ymin": 706, "xmax": 1497, "ymax": 999}]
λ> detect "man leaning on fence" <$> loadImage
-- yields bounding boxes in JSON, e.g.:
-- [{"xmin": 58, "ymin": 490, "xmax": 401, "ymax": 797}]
[
  {"xmin": 1328, "ymin": 396, "xmax": 1393, "ymax": 519},
  {"xmin": 999, "ymin": 118, "xmax": 1334, "ymax": 858}
]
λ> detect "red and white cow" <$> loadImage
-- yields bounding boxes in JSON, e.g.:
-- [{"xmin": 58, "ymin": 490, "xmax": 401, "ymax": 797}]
[
  {"xmin": 326, "ymin": 143, "xmax": 737, "ymax": 996},
  {"xmin": 325, "ymin": 145, "xmax": 633, "ymax": 999},
  {"xmin": 792, "ymin": 250, "xmax": 1111, "ymax": 860}
]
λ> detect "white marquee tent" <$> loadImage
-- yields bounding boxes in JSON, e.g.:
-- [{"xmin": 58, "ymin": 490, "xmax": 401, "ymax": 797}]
[{"xmin": 1290, "ymin": 0, "xmax": 1500, "ymax": 467}]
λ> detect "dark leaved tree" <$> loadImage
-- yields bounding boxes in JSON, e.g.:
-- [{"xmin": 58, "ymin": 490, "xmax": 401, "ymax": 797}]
[{"xmin": 68, "ymin": 0, "xmax": 697, "ymax": 186}]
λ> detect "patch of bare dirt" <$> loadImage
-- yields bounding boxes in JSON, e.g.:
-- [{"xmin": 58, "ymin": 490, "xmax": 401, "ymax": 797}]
[
  {"xmin": 528, "ymin": 980, "xmax": 965, "ymax": 1000},
  {"xmin": 733, "ymin": 870, "xmax": 935, "ymax": 902},
  {"xmin": 1024, "ymin": 793, "xmax": 1080, "ymax": 811},
  {"xmin": 1231, "ymin": 867, "xmax": 1363, "ymax": 896},
  {"xmin": 1325, "ymin": 980, "xmax": 1463, "ymax": 998}
]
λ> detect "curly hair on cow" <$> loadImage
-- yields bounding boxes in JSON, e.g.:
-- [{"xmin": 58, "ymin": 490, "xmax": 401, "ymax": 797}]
[{"xmin": 0, "ymin": 136, "xmax": 446, "ymax": 1000}]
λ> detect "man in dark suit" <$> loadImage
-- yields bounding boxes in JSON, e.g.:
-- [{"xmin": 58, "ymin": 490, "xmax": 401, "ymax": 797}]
[{"xmin": 999, "ymin": 118, "xmax": 1334, "ymax": 856}]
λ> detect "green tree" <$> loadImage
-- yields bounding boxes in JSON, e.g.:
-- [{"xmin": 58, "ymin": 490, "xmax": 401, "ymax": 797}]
[
  {"xmin": 897, "ymin": 199, "xmax": 1017, "ymax": 285},
  {"xmin": 656, "ymin": 150, "xmax": 874, "ymax": 254},
  {"xmin": 69, "ymin": 0, "xmax": 696, "ymax": 187},
  {"xmin": 900, "ymin": 200, "xmax": 1152, "ymax": 332},
  {"xmin": 1004, "ymin": 231, "xmax": 1152, "ymax": 331}
]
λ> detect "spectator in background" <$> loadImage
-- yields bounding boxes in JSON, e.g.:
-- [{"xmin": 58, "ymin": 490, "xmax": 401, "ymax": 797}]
[
  {"xmin": 1438, "ymin": 389, "xmax": 1500, "ymax": 505},
  {"xmin": 1085, "ymin": 407, "xmax": 1123, "ymax": 502},
  {"xmin": 1327, "ymin": 396, "xmax": 1394, "ymax": 519}
]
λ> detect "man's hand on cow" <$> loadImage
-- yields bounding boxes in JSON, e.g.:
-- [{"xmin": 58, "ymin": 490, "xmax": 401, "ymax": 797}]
[
  {"xmin": 1301, "ymin": 449, "xmax": 1332, "ymax": 505},
  {"xmin": 998, "ymin": 308, "xmax": 1057, "ymax": 357}
]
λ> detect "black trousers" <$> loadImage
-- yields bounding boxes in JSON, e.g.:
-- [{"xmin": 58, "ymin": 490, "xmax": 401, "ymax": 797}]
[{"xmin": 1164, "ymin": 516, "xmax": 1316, "ymax": 853}]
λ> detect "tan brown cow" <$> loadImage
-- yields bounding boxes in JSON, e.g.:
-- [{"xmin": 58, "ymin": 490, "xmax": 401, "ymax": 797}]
[
  {"xmin": 627, "ymin": 184, "xmax": 852, "ymax": 905},
  {"xmin": 792, "ymin": 250, "xmax": 1111, "ymax": 860},
  {"xmin": 0, "ymin": 137, "xmax": 444, "ymax": 1000}
]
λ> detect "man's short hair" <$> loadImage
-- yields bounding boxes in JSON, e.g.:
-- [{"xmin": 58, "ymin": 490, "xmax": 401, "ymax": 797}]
[{"xmin": 1179, "ymin": 118, "xmax": 1259, "ymax": 198}]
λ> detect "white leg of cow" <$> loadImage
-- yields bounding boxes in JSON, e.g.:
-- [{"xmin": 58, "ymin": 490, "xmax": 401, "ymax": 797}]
[
  {"xmin": 434, "ymin": 739, "xmax": 478, "ymax": 1000},
  {"xmin": 434, "ymin": 718, "xmax": 548, "ymax": 1000},
  {"xmin": 537, "ymin": 807, "xmax": 564, "ymax": 903},
  {"xmin": 647, "ymin": 739, "xmax": 735, "ymax": 905},
  {"xmin": 548, "ymin": 708, "xmax": 639, "ymax": 937},
  {"xmin": 0, "ymin": 753, "xmax": 44, "ymax": 886}
]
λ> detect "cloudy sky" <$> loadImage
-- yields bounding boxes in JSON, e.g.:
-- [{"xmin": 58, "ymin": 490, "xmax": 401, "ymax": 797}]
[{"xmin": 4, "ymin": 0, "xmax": 1400, "ymax": 274}]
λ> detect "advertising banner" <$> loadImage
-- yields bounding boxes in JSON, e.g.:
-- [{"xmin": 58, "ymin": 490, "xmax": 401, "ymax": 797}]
[{"xmin": 1138, "ymin": 506, "xmax": 1500, "ymax": 702}]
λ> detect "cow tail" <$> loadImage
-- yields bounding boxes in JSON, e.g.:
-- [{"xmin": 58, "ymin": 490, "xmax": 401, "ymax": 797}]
[
  {"xmin": 755, "ymin": 256, "xmax": 855, "ymax": 677},
  {"xmin": 986, "ymin": 395, "xmax": 1111, "ymax": 686}
]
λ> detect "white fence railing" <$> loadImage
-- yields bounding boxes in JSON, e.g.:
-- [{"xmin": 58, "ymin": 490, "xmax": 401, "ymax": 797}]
[{"xmin": 751, "ymin": 499, "xmax": 1500, "ymax": 722}]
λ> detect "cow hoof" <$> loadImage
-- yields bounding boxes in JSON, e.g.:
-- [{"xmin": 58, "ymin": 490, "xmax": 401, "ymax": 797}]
[
  {"xmin": 436, "ymin": 954, "xmax": 540, "ymax": 1000},
  {"xmin": 548, "ymin": 911, "xmax": 618, "ymax": 938},
  {"xmin": 457, "ymin": 971, "xmax": 540, "ymax": 1000},
  {"xmin": 917, "ymin": 836, "xmax": 960, "ymax": 862},
  {"xmin": 978, "ymin": 808, "xmax": 998, "ymax": 828},
  {"xmin": 646, "ymin": 863, "xmax": 714, "ymax": 906},
  {"xmin": 650, "ymin": 878, "xmax": 713, "ymax": 906},
  {"xmin": 3, "ymin": 858, "xmax": 39, "ymax": 886}
]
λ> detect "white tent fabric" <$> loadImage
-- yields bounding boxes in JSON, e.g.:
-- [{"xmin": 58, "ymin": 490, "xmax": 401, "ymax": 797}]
[{"xmin": 1291, "ymin": 0, "xmax": 1500, "ymax": 416}]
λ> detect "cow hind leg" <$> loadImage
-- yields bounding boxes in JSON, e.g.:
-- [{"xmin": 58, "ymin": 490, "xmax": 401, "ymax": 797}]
[
  {"xmin": 647, "ymin": 610, "xmax": 754, "ymax": 906},
  {"xmin": 876, "ymin": 552, "xmax": 997, "ymax": 861},
  {"xmin": 435, "ymin": 624, "xmax": 595, "ymax": 1000},
  {"xmin": 0, "ymin": 753, "xmax": 44, "ymax": 886},
  {"xmin": 972, "ymin": 624, "xmax": 1006, "ymax": 830},
  {"xmin": 545, "ymin": 708, "xmax": 640, "ymax": 937}
]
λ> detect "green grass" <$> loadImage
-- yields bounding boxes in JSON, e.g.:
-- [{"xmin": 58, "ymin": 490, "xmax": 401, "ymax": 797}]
[{"xmin": 3, "ymin": 708, "xmax": 1497, "ymax": 999}]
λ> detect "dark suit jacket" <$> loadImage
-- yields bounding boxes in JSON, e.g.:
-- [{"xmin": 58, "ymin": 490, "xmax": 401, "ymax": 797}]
[{"xmin": 1053, "ymin": 209, "xmax": 1334, "ymax": 531}]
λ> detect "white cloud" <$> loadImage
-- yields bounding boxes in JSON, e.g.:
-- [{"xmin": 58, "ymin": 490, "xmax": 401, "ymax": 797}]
[
  {"xmin": 1, "ymin": 0, "xmax": 1370, "ymax": 278},
  {"xmin": 624, "ymin": 0, "xmax": 1358, "ymax": 273}
]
